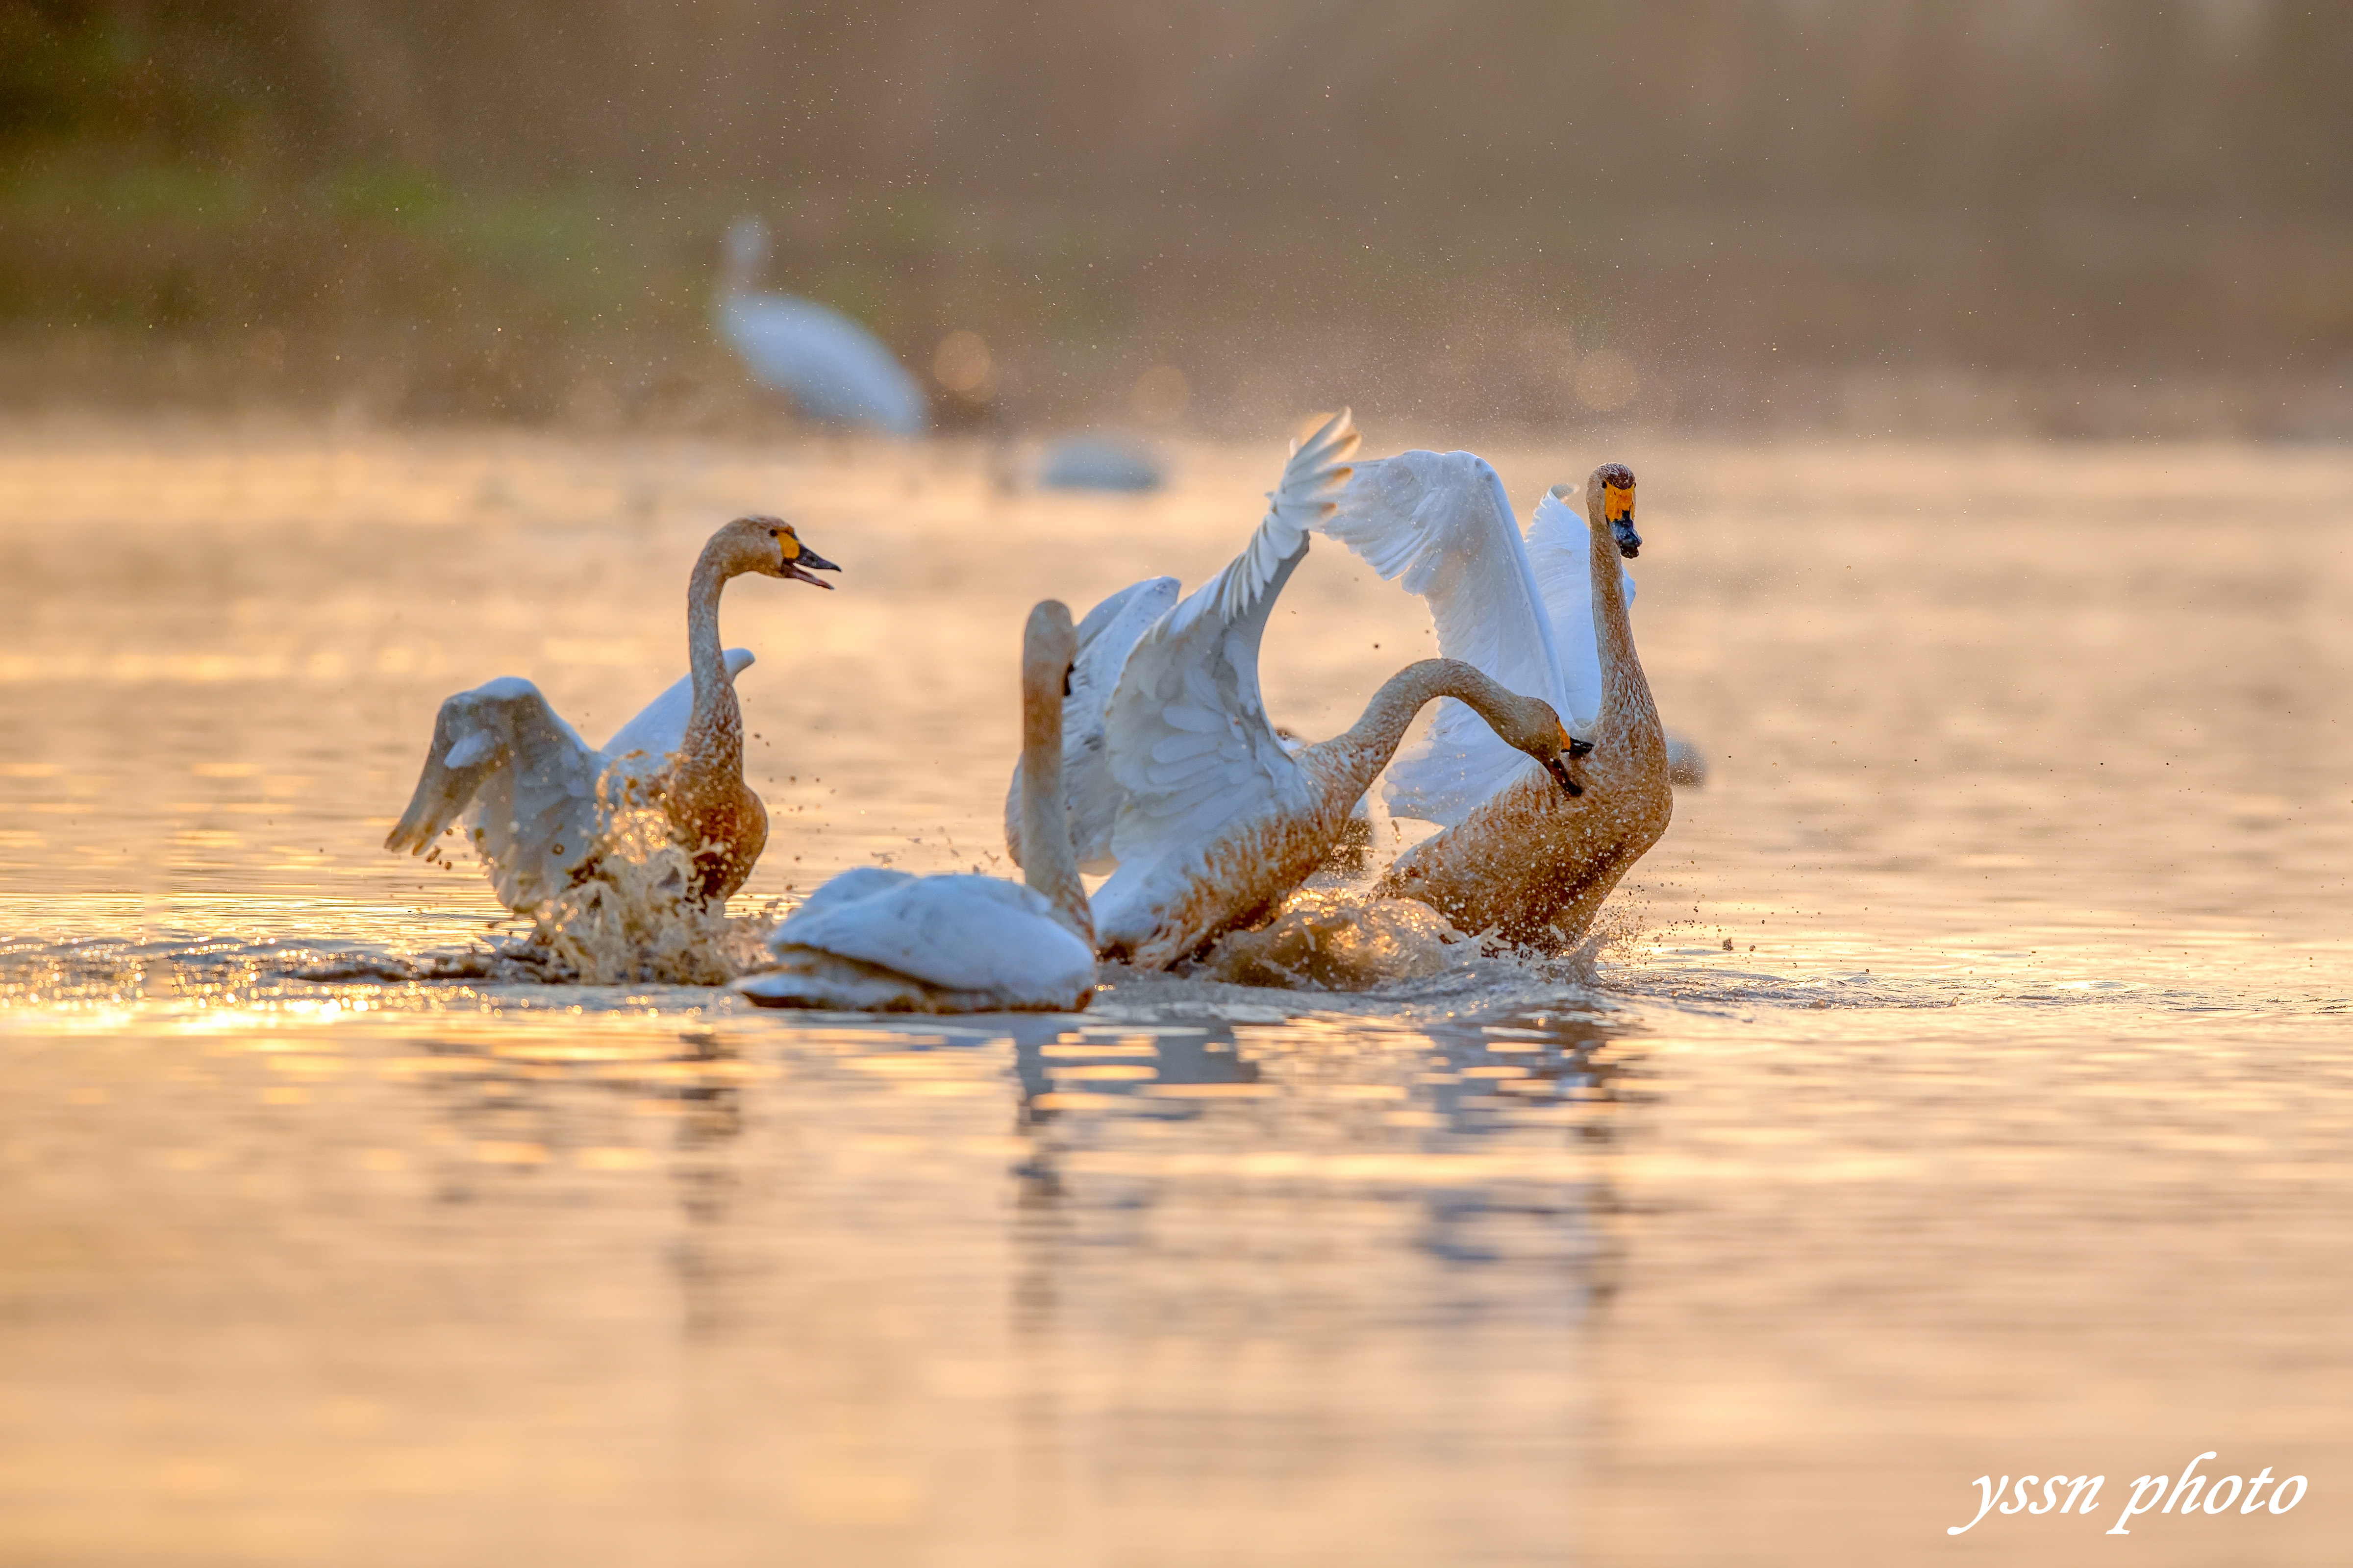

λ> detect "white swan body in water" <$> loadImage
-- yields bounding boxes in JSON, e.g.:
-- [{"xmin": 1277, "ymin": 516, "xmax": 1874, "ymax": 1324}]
[
  {"xmin": 384, "ymin": 517, "xmax": 839, "ymax": 911},
  {"xmin": 1007, "ymin": 412, "xmax": 1584, "ymax": 971},
  {"xmin": 1328, "ymin": 461, "xmax": 1673, "ymax": 947},
  {"xmin": 741, "ymin": 601, "xmax": 1097, "ymax": 1013},
  {"xmin": 714, "ymin": 218, "xmax": 927, "ymax": 435},
  {"xmin": 1326, "ymin": 449, "xmax": 1708, "ymax": 808}
]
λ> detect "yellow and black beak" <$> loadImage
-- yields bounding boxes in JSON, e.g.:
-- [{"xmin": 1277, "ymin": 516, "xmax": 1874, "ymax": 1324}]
[
  {"xmin": 1605, "ymin": 482, "xmax": 1640, "ymax": 559},
  {"xmin": 1544, "ymin": 722, "xmax": 1588, "ymax": 796},
  {"xmin": 782, "ymin": 536, "xmax": 841, "ymax": 589}
]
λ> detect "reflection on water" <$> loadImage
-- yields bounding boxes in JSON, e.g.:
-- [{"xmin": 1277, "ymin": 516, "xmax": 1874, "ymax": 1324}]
[{"xmin": 2, "ymin": 425, "xmax": 2350, "ymax": 1564}]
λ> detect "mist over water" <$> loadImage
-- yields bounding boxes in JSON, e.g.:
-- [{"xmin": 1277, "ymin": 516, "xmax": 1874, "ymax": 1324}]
[{"xmin": 1, "ymin": 426, "xmax": 2346, "ymax": 1563}]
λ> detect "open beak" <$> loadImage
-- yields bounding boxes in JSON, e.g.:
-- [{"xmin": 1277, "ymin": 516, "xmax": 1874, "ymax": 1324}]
[
  {"xmin": 786, "ymin": 544, "xmax": 841, "ymax": 589},
  {"xmin": 1604, "ymin": 484, "xmax": 1640, "ymax": 558},
  {"xmin": 1544, "ymin": 753, "xmax": 1584, "ymax": 798}
]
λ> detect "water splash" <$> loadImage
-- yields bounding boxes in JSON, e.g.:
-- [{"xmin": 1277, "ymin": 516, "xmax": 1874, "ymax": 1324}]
[
  {"xmin": 531, "ymin": 803, "xmax": 776, "ymax": 986},
  {"xmin": 1202, "ymin": 889, "xmax": 1478, "ymax": 991}
]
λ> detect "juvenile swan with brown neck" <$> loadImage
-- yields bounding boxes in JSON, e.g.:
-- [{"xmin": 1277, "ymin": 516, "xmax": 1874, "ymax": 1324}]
[
  {"xmin": 384, "ymin": 516, "xmax": 838, "ymax": 911},
  {"xmin": 1373, "ymin": 464, "xmax": 1672, "ymax": 946}
]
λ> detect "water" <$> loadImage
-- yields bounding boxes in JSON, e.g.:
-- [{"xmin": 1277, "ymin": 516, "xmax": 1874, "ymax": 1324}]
[{"xmin": 3, "ymin": 421, "xmax": 2348, "ymax": 1564}]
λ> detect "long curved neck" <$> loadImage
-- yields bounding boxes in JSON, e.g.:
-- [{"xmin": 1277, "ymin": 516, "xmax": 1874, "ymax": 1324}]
[
  {"xmin": 680, "ymin": 550, "xmax": 741, "ymax": 777},
  {"xmin": 1587, "ymin": 503, "xmax": 1660, "ymax": 742},
  {"xmin": 1019, "ymin": 664, "xmax": 1094, "ymax": 946},
  {"xmin": 1301, "ymin": 659, "xmax": 1527, "ymax": 806}
]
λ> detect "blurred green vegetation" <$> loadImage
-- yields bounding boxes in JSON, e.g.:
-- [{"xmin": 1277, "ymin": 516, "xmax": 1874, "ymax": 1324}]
[{"xmin": 2, "ymin": 0, "xmax": 2349, "ymax": 434}]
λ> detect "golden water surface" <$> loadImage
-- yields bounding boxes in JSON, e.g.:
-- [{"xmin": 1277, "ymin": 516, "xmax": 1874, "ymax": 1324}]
[{"xmin": 1, "ymin": 420, "xmax": 2347, "ymax": 1565}]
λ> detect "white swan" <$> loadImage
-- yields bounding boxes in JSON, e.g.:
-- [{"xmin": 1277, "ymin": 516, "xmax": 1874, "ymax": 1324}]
[
  {"xmin": 714, "ymin": 218, "xmax": 927, "ymax": 436},
  {"xmin": 1326, "ymin": 459, "xmax": 1673, "ymax": 946},
  {"xmin": 384, "ymin": 516, "xmax": 839, "ymax": 911},
  {"xmin": 739, "ymin": 601, "xmax": 1097, "ymax": 1013},
  {"xmin": 1007, "ymin": 412, "xmax": 1584, "ymax": 971}
]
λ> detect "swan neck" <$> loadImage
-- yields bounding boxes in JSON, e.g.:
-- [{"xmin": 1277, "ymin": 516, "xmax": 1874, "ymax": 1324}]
[
  {"xmin": 1020, "ymin": 661, "xmax": 1095, "ymax": 946},
  {"xmin": 681, "ymin": 550, "xmax": 740, "ymax": 774},
  {"xmin": 1307, "ymin": 659, "xmax": 1517, "ymax": 801},
  {"xmin": 1587, "ymin": 498, "xmax": 1659, "ymax": 738}
]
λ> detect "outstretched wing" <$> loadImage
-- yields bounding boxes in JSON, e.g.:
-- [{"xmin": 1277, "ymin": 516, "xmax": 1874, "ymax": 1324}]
[
  {"xmin": 601, "ymin": 648, "xmax": 756, "ymax": 763},
  {"xmin": 1004, "ymin": 576, "xmax": 1181, "ymax": 875},
  {"xmin": 384, "ymin": 676, "xmax": 604, "ymax": 911},
  {"xmin": 1094, "ymin": 411, "xmax": 1358, "ymax": 908},
  {"xmin": 1323, "ymin": 450, "xmax": 1569, "ymax": 826},
  {"xmin": 1526, "ymin": 489, "xmax": 1635, "ymax": 734}
]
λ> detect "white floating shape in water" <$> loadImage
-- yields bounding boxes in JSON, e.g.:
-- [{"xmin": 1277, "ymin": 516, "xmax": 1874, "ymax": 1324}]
[{"xmin": 1038, "ymin": 433, "xmax": 1166, "ymax": 492}]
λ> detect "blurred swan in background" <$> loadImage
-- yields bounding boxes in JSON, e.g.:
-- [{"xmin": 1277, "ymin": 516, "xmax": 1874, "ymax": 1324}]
[
  {"xmin": 1037, "ymin": 432, "xmax": 1167, "ymax": 492},
  {"xmin": 714, "ymin": 217, "xmax": 927, "ymax": 436},
  {"xmin": 740, "ymin": 600, "xmax": 1097, "ymax": 1013},
  {"xmin": 384, "ymin": 516, "xmax": 839, "ymax": 910},
  {"xmin": 1329, "ymin": 461, "xmax": 1673, "ymax": 947},
  {"xmin": 1007, "ymin": 411, "xmax": 1583, "ymax": 971}
]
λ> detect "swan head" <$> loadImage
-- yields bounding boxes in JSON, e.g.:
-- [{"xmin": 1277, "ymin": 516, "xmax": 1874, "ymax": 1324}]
[
  {"xmin": 1022, "ymin": 599, "xmax": 1079, "ymax": 697},
  {"xmin": 713, "ymin": 515, "xmax": 840, "ymax": 589},
  {"xmin": 1580, "ymin": 464, "xmax": 1640, "ymax": 558},
  {"xmin": 1495, "ymin": 695, "xmax": 1586, "ymax": 798}
]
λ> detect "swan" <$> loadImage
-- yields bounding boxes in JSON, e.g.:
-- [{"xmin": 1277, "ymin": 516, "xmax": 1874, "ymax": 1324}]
[
  {"xmin": 714, "ymin": 218, "xmax": 928, "ymax": 436},
  {"xmin": 384, "ymin": 516, "xmax": 839, "ymax": 911},
  {"xmin": 738, "ymin": 601, "xmax": 1097, "ymax": 1013},
  {"xmin": 1324, "ymin": 458, "xmax": 1672, "ymax": 947},
  {"xmin": 1006, "ymin": 411, "xmax": 1585, "ymax": 971}
]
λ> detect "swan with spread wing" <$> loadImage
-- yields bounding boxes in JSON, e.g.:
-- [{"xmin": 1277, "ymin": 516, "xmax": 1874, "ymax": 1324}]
[
  {"xmin": 1322, "ymin": 456, "xmax": 1672, "ymax": 946},
  {"xmin": 1008, "ymin": 412, "xmax": 1585, "ymax": 971},
  {"xmin": 384, "ymin": 516, "xmax": 838, "ymax": 910}
]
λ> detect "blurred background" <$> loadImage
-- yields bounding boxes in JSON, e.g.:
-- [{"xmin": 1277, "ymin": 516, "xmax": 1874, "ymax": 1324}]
[{"xmin": 5, "ymin": 0, "xmax": 2350, "ymax": 438}]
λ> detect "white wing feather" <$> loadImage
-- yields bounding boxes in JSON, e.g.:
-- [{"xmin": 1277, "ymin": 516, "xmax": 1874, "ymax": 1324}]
[
  {"xmin": 389, "ymin": 653, "xmax": 763, "ymax": 913},
  {"xmin": 1004, "ymin": 576, "xmax": 1181, "ymax": 875},
  {"xmin": 1323, "ymin": 450, "xmax": 1569, "ymax": 826},
  {"xmin": 1526, "ymin": 489, "xmax": 1635, "ymax": 733},
  {"xmin": 1093, "ymin": 411, "xmax": 1358, "ymax": 926},
  {"xmin": 385, "ymin": 676, "xmax": 604, "ymax": 911}
]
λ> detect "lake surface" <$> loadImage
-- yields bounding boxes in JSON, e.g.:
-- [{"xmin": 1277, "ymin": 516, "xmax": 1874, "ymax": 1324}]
[{"xmin": 2, "ymin": 420, "xmax": 2347, "ymax": 1564}]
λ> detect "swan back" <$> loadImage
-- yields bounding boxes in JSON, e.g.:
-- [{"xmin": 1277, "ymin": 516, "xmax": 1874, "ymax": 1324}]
[{"xmin": 767, "ymin": 871, "xmax": 1095, "ymax": 1007}]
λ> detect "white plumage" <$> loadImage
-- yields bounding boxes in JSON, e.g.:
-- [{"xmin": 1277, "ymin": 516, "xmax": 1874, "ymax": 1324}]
[
  {"xmin": 741, "ymin": 868, "xmax": 1094, "ymax": 1012},
  {"xmin": 1323, "ymin": 451, "xmax": 1635, "ymax": 826},
  {"xmin": 714, "ymin": 218, "xmax": 927, "ymax": 436}
]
